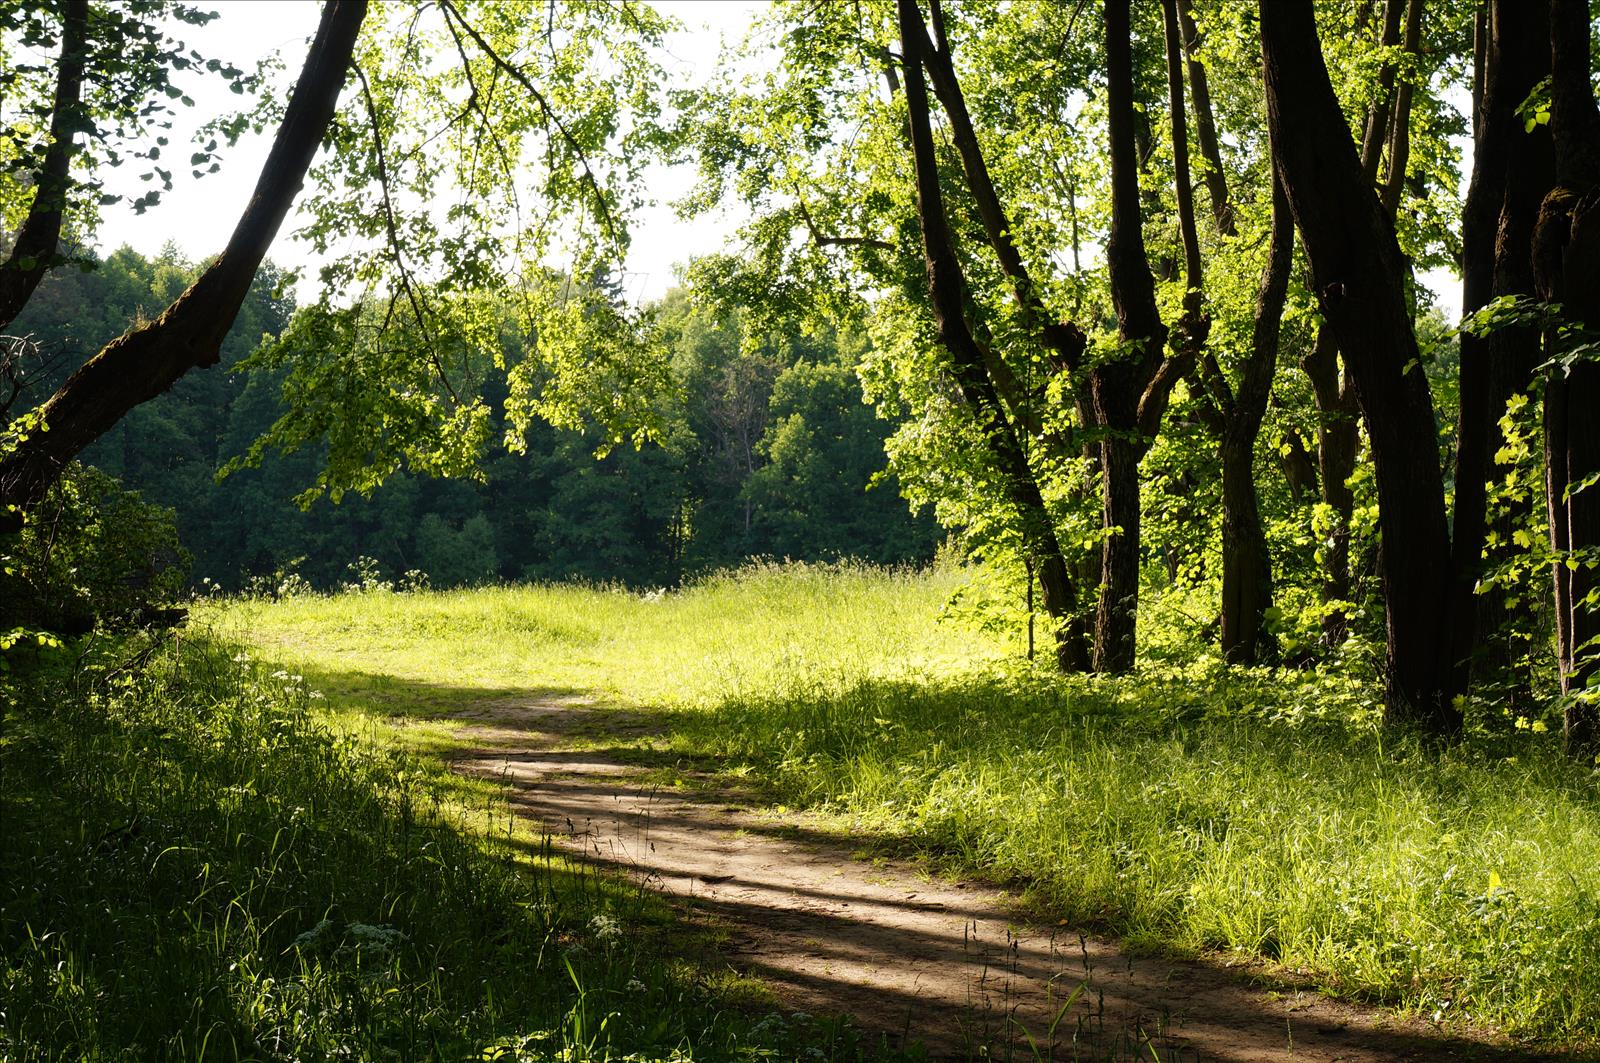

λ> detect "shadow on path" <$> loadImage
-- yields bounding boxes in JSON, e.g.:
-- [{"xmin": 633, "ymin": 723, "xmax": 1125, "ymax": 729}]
[{"xmin": 440, "ymin": 692, "xmax": 1562, "ymax": 1063}]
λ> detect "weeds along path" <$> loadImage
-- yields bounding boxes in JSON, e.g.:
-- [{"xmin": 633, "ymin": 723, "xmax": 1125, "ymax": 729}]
[{"xmin": 449, "ymin": 695, "xmax": 1554, "ymax": 1063}]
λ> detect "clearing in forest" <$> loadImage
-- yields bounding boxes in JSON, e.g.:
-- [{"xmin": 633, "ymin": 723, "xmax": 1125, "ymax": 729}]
[{"xmin": 218, "ymin": 564, "xmax": 1599, "ymax": 1059}]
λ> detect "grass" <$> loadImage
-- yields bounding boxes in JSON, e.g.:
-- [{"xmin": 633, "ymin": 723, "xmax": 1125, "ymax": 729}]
[
  {"xmin": 202, "ymin": 561, "xmax": 1600, "ymax": 1051},
  {"xmin": 0, "ymin": 621, "xmax": 907, "ymax": 1061}
]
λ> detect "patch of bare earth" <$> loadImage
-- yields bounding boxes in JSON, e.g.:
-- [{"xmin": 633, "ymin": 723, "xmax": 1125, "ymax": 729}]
[{"xmin": 452, "ymin": 698, "xmax": 1562, "ymax": 1063}]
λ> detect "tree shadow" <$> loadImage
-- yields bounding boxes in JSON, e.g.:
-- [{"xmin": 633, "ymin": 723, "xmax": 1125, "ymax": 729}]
[{"xmin": 282, "ymin": 665, "xmax": 1581, "ymax": 1063}]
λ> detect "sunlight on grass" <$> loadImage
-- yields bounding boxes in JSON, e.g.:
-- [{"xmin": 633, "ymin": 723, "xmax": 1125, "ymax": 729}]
[
  {"xmin": 212, "ymin": 562, "xmax": 1600, "ymax": 1049},
  {"xmin": 208, "ymin": 560, "xmax": 994, "ymax": 710}
]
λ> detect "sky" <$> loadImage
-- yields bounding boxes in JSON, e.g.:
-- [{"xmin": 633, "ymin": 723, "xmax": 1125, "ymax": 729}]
[
  {"xmin": 92, "ymin": 0, "xmax": 1466, "ymax": 320},
  {"xmin": 94, "ymin": 0, "xmax": 765, "ymax": 305}
]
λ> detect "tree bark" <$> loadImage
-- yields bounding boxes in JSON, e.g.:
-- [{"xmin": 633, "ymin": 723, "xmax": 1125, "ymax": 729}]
[
  {"xmin": 0, "ymin": 1, "xmax": 367, "ymax": 527},
  {"xmin": 1532, "ymin": 0, "xmax": 1600, "ymax": 757},
  {"xmin": 1300, "ymin": 328, "xmax": 1360, "ymax": 647},
  {"xmin": 1175, "ymin": 0, "xmax": 1233, "ymax": 235},
  {"xmin": 1093, "ymin": 0, "xmax": 1178, "ymax": 674},
  {"xmin": 1451, "ymin": 1, "xmax": 1554, "ymax": 701},
  {"xmin": 1219, "ymin": 176, "xmax": 1294, "ymax": 664},
  {"xmin": 1260, "ymin": 0, "xmax": 1459, "ymax": 734},
  {"xmin": 897, "ymin": 0, "xmax": 1089, "ymax": 672},
  {"xmin": 0, "ymin": 0, "xmax": 88, "ymax": 333}
]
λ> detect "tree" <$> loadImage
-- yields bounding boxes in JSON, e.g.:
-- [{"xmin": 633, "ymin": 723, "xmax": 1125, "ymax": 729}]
[
  {"xmin": 1259, "ymin": 0, "xmax": 1459, "ymax": 732},
  {"xmin": 0, "ymin": 0, "xmax": 366, "ymax": 526},
  {"xmin": 0, "ymin": 0, "xmax": 86, "ymax": 331},
  {"xmin": 1531, "ymin": 0, "xmax": 1600, "ymax": 755},
  {"xmin": 896, "ymin": 0, "xmax": 1091, "ymax": 671},
  {"xmin": 1451, "ymin": 1, "xmax": 1554, "ymax": 703}
]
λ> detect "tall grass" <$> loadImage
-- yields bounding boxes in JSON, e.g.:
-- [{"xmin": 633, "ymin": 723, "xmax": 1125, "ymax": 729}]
[
  {"xmin": 0, "ymin": 626, "xmax": 897, "ymax": 1061},
  {"xmin": 677, "ymin": 670, "xmax": 1600, "ymax": 1043},
  {"xmin": 215, "ymin": 562, "xmax": 1600, "ymax": 1048}
]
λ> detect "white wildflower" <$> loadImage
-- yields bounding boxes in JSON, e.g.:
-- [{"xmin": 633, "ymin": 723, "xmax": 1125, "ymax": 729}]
[{"xmin": 589, "ymin": 913, "xmax": 623, "ymax": 944}]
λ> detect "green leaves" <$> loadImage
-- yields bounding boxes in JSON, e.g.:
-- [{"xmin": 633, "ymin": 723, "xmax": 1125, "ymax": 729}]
[{"xmin": 1517, "ymin": 76, "xmax": 1552, "ymax": 134}]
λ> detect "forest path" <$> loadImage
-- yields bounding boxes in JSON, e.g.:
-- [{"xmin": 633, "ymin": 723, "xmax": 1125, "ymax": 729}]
[{"xmin": 449, "ymin": 695, "xmax": 1554, "ymax": 1063}]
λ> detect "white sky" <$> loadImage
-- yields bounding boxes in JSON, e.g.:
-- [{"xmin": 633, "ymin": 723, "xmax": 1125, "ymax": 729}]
[
  {"xmin": 93, "ymin": 0, "xmax": 1464, "ymax": 320},
  {"xmin": 94, "ymin": 0, "xmax": 765, "ymax": 305}
]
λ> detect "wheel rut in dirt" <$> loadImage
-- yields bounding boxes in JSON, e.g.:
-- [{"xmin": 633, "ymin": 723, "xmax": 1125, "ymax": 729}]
[{"xmin": 451, "ymin": 696, "xmax": 1557, "ymax": 1063}]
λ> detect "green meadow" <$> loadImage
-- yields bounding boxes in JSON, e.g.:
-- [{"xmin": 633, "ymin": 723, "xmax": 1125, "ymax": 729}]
[{"xmin": 197, "ymin": 563, "xmax": 1600, "ymax": 1049}]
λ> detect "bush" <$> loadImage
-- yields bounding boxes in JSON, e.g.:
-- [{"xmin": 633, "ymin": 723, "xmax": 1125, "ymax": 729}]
[{"xmin": 0, "ymin": 463, "xmax": 188, "ymax": 634}]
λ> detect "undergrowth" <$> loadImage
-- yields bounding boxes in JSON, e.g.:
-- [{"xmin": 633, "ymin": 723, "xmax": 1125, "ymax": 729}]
[{"xmin": 0, "ymin": 628, "xmax": 902, "ymax": 1062}]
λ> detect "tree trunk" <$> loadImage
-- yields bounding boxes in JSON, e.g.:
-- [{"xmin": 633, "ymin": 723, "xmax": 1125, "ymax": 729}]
[
  {"xmin": 1296, "ymin": 0, "xmax": 1417, "ymax": 653},
  {"xmin": 1175, "ymin": 0, "xmax": 1234, "ymax": 235},
  {"xmin": 1533, "ymin": 0, "xmax": 1600, "ymax": 757},
  {"xmin": 897, "ymin": 0, "xmax": 1089, "ymax": 672},
  {"xmin": 0, "ymin": 0, "xmax": 88, "ymax": 333},
  {"xmin": 1090, "ymin": 0, "xmax": 1185, "ymax": 674},
  {"xmin": 1094, "ymin": 435, "xmax": 1143, "ymax": 672},
  {"xmin": 1378, "ymin": 0, "xmax": 1427, "ymax": 217},
  {"xmin": 1219, "ymin": 175, "xmax": 1294, "ymax": 664},
  {"xmin": 1301, "ymin": 328, "xmax": 1360, "ymax": 647},
  {"xmin": 1260, "ymin": 0, "xmax": 1459, "ymax": 734},
  {"xmin": 1451, "ymin": 1, "xmax": 1554, "ymax": 700}
]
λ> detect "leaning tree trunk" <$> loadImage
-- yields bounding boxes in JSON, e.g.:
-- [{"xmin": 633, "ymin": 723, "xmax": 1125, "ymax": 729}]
[
  {"xmin": 1450, "ymin": 1, "xmax": 1554, "ymax": 702},
  {"xmin": 1532, "ymin": 0, "xmax": 1600, "ymax": 757},
  {"xmin": 1295, "ymin": 1, "xmax": 1416, "ymax": 654},
  {"xmin": 0, "ymin": 0, "xmax": 88, "ymax": 333},
  {"xmin": 910, "ymin": 0, "xmax": 1097, "ymax": 670},
  {"xmin": 1260, "ymin": 0, "xmax": 1459, "ymax": 734},
  {"xmin": 897, "ymin": 0, "xmax": 1090, "ymax": 672},
  {"xmin": 0, "ymin": 1, "xmax": 367, "ymax": 528},
  {"xmin": 1219, "ymin": 175, "xmax": 1294, "ymax": 664}
]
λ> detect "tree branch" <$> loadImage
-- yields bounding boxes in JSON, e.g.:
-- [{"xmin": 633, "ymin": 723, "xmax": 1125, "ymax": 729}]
[
  {"xmin": 0, "ymin": 0, "xmax": 88, "ymax": 333},
  {"xmin": 354, "ymin": 61, "xmax": 461, "ymax": 404},
  {"xmin": 437, "ymin": 0, "xmax": 627, "ymax": 261},
  {"xmin": 793, "ymin": 193, "xmax": 893, "ymax": 251}
]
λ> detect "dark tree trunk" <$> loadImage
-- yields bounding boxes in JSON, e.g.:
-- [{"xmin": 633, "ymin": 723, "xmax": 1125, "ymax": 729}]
[
  {"xmin": 1090, "ymin": 0, "xmax": 1189, "ymax": 674},
  {"xmin": 0, "ymin": 1, "xmax": 367, "ymax": 526},
  {"xmin": 1297, "ymin": 0, "xmax": 1417, "ymax": 653},
  {"xmin": 1095, "ymin": 436, "xmax": 1144, "ymax": 671},
  {"xmin": 1167, "ymin": 0, "xmax": 1292, "ymax": 664},
  {"xmin": 1378, "ymin": 0, "xmax": 1426, "ymax": 216},
  {"xmin": 1451, "ymin": 1, "xmax": 1554, "ymax": 700},
  {"xmin": 1260, "ymin": 0, "xmax": 1459, "ymax": 734},
  {"xmin": 1175, "ymin": 0, "xmax": 1234, "ymax": 236},
  {"xmin": 0, "ymin": 0, "xmax": 88, "ymax": 333},
  {"xmin": 1532, "ymin": 0, "xmax": 1600, "ymax": 757},
  {"xmin": 1219, "ymin": 176, "xmax": 1295, "ymax": 664},
  {"xmin": 1359, "ymin": 0, "xmax": 1407, "ymax": 185},
  {"xmin": 897, "ymin": 0, "xmax": 1090, "ymax": 672},
  {"xmin": 1301, "ymin": 329, "xmax": 1361, "ymax": 646}
]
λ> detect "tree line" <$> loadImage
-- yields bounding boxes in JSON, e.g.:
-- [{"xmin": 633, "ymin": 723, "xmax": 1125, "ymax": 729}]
[{"xmin": 5, "ymin": 244, "xmax": 936, "ymax": 592}]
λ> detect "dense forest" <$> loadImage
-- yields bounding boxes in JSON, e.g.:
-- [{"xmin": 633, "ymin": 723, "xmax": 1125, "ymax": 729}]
[
  {"xmin": 7, "ymin": 244, "xmax": 937, "ymax": 590},
  {"xmin": 4, "ymin": 0, "xmax": 1600, "ymax": 1059}
]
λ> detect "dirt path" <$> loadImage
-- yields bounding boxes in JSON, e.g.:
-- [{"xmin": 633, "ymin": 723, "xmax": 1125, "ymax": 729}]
[{"xmin": 451, "ymin": 696, "xmax": 1557, "ymax": 1063}]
